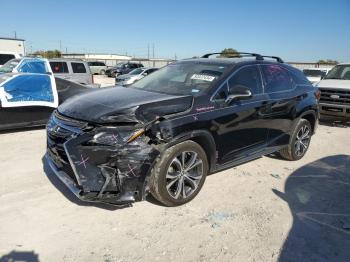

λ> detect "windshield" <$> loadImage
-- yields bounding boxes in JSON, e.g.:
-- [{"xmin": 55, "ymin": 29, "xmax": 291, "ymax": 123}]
[
  {"xmin": 303, "ymin": 69, "xmax": 327, "ymax": 78},
  {"xmin": 129, "ymin": 68, "xmax": 143, "ymax": 75},
  {"xmin": 324, "ymin": 65, "xmax": 350, "ymax": 80},
  {"xmin": 0, "ymin": 59, "xmax": 20, "ymax": 73},
  {"xmin": 130, "ymin": 62, "xmax": 229, "ymax": 96}
]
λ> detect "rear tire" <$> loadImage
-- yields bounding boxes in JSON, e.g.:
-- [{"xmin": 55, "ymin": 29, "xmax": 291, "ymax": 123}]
[
  {"xmin": 280, "ymin": 119, "xmax": 312, "ymax": 161},
  {"xmin": 150, "ymin": 141, "xmax": 208, "ymax": 207}
]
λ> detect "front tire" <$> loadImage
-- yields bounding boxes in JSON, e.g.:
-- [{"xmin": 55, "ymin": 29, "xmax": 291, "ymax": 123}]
[
  {"xmin": 280, "ymin": 119, "xmax": 312, "ymax": 161},
  {"xmin": 150, "ymin": 141, "xmax": 208, "ymax": 207}
]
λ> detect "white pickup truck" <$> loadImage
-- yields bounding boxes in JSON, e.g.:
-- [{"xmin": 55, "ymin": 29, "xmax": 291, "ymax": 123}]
[
  {"xmin": 303, "ymin": 68, "xmax": 332, "ymax": 85},
  {"xmin": 315, "ymin": 63, "xmax": 350, "ymax": 119}
]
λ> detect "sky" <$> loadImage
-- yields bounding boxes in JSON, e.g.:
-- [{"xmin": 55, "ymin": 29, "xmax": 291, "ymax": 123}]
[{"xmin": 1, "ymin": 0, "xmax": 349, "ymax": 62}]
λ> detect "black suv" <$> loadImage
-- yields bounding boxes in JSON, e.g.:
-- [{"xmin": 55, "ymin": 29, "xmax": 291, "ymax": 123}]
[
  {"xmin": 45, "ymin": 52, "xmax": 319, "ymax": 207},
  {"xmin": 105, "ymin": 62, "xmax": 144, "ymax": 77}
]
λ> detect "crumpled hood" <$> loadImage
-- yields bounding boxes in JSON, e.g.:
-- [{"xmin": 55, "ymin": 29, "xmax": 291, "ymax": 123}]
[
  {"xmin": 58, "ymin": 86, "xmax": 193, "ymax": 124},
  {"xmin": 316, "ymin": 79, "xmax": 350, "ymax": 89}
]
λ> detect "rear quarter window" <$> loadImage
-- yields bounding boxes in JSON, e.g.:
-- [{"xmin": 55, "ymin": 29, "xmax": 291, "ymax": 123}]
[
  {"xmin": 290, "ymin": 67, "xmax": 311, "ymax": 85},
  {"xmin": 71, "ymin": 62, "xmax": 87, "ymax": 73},
  {"xmin": 261, "ymin": 65, "xmax": 294, "ymax": 93}
]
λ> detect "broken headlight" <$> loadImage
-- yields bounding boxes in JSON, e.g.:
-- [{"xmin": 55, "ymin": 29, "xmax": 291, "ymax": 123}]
[{"xmin": 91, "ymin": 128, "xmax": 145, "ymax": 146}]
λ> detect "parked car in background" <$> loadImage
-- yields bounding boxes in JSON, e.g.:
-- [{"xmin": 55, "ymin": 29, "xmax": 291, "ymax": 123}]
[
  {"xmin": 49, "ymin": 58, "xmax": 99, "ymax": 87},
  {"xmin": 88, "ymin": 61, "xmax": 108, "ymax": 75},
  {"xmin": 316, "ymin": 63, "xmax": 350, "ymax": 119},
  {"xmin": 303, "ymin": 67, "xmax": 332, "ymax": 84},
  {"xmin": 0, "ymin": 57, "xmax": 89, "ymax": 131},
  {"xmin": 115, "ymin": 67, "xmax": 158, "ymax": 86},
  {"xmin": 0, "ymin": 51, "xmax": 21, "ymax": 67},
  {"xmin": 105, "ymin": 62, "xmax": 144, "ymax": 77},
  {"xmin": 45, "ymin": 52, "xmax": 319, "ymax": 207}
]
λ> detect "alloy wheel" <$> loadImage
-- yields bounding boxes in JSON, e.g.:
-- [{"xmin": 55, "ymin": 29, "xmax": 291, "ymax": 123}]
[
  {"xmin": 166, "ymin": 151, "xmax": 204, "ymax": 200},
  {"xmin": 294, "ymin": 125, "xmax": 311, "ymax": 157}
]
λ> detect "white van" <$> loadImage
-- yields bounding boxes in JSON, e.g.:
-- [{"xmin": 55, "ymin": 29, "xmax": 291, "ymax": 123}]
[
  {"xmin": 49, "ymin": 58, "xmax": 99, "ymax": 87},
  {"xmin": 0, "ymin": 51, "xmax": 21, "ymax": 66}
]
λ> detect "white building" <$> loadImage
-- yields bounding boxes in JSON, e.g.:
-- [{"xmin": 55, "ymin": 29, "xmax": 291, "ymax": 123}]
[
  {"xmin": 0, "ymin": 37, "xmax": 25, "ymax": 56},
  {"xmin": 62, "ymin": 53, "xmax": 131, "ymax": 66},
  {"xmin": 62, "ymin": 53, "xmax": 174, "ymax": 68}
]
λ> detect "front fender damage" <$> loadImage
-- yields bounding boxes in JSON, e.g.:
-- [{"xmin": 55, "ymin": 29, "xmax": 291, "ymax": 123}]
[{"xmin": 61, "ymin": 118, "xmax": 168, "ymax": 206}]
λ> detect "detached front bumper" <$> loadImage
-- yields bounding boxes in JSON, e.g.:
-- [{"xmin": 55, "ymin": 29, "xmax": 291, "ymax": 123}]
[{"xmin": 45, "ymin": 112, "xmax": 160, "ymax": 206}]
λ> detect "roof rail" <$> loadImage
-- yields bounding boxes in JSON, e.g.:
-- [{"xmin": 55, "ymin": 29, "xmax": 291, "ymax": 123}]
[
  {"xmin": 201, "ymin": 52, "xmax": 264, "ymax": 60},
  {"xmin": 261, "ymin": 56, "xmax": 284, "ymax": 63},
  {"xmin": 201, "ymin": 52, "xmax": 283, "ymax": 63}
]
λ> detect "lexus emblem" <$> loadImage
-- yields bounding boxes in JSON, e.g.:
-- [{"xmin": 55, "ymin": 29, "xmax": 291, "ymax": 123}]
[
  {"xmin": 49, "ymin": 125, "xmax": 60, "ymax": 134},
  {"xmin": 330, "ymin": 94, "xmax": 340, "ymax": 99}
]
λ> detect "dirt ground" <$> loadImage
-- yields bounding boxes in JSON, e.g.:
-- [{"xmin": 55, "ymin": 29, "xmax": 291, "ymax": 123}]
[
  {"xmin": 0, "ymin": 120, "xmax": 349, "ymax": 262},
  {"xmin": 94, "ymin": 74, "xmax": 116, "ymax": 88}
]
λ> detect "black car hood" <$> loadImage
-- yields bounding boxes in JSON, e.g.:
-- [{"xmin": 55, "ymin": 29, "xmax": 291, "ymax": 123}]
[{"xmin": 58, "ymin": 86, "xmax": 193, "ymax": 124}]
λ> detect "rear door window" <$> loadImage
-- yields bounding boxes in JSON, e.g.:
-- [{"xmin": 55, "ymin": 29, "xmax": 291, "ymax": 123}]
[
  {"xmin": 261, "ymin": 65, "xmax": 294, "ymax": 93},
  {"xmin": 50, "ymin": 62, "xmax": 69, "ymax": 73},
  {"xmin": 71, "ymin": 62, "xmax": 87, "ymax": 73}
]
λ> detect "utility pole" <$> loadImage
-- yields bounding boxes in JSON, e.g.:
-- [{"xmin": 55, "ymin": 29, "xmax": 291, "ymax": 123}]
[
  {"xmin": 147, "ymin": 43, "xmax": 150, "ymax": 60},
  {"xmin": 152, "ymin": 43, "xmax": 155, "ymax": 67},
  {"xmin": 59, "ymin": 40, "xmax": 62, "ymax": 53},
  {"xmin": 13, "ymin": 31, "xmax": 17, "ymax": 39},
  {"xmin": 65, "ymin": 47, "xmax": 68, "ymax": 54}
]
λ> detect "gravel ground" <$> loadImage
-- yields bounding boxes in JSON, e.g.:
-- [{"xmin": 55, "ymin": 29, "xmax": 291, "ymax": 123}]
[
  {"xmin": 93, "ymin": 74, "xmax": 116, "ymax": 88},
  {"xmin": 0, "ymin": 121, "xmax": 349, "ymax": 262}
]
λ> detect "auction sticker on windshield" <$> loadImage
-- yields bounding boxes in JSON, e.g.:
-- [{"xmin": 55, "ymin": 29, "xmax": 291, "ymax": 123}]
[{"xmin": 191, "ymin": 74, "xmax": 216, "ymax": 82}]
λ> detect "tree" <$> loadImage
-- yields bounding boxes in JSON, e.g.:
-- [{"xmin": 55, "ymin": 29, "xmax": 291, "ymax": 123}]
[
  {"xmin": 317, "ymin": 59, "xmax": 338, "ymax": 64},
  {"xmin": 219, "ymin": 48, "xmax": 240, "ymax": 58},
  {"xmin": 32, "ymin": 50, "xmax": 62, "ymax": 59}
]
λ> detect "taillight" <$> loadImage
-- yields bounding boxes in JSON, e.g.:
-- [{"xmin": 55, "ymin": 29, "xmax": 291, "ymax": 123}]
[{"xmin": 315, "ymin": 89, "xmax": 321, "ymax": 101}]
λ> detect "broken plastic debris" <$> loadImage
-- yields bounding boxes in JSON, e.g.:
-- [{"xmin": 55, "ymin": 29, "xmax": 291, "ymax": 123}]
[
  {"xmin": 270, "ymin": 173, "xmax": 281, "ymax": 179},
  {"xmin": 204, "ymin": 211, "xmax": 236, "ymax": 228}
]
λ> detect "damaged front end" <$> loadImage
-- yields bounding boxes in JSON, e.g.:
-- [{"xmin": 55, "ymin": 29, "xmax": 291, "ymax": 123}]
[{"xmin": 45, "ymin": 111, "xmax": 161, "ymax": 206}]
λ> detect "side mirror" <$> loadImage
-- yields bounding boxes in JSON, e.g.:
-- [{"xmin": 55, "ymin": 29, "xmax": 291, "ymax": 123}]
[
  {"xmin": 142, "ymin": 73, "xmax": 148, "ymax": 76},
  {"xmin": 225, "ymin": 85, "xmax": 252, "ymax": 104}
]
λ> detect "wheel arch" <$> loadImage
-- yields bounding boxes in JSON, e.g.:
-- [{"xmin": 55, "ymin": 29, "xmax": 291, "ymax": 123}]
[
  {"xmin": 298, "ymin": 110, "xmax": 318, "ymax": 134},
  {"xmin": 140, "ymin": 130, "xmax": 217, "ymax": 201},
  {"xmin": 164, "ymin": 129, "xmax": 217, "ymax": 172}
]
